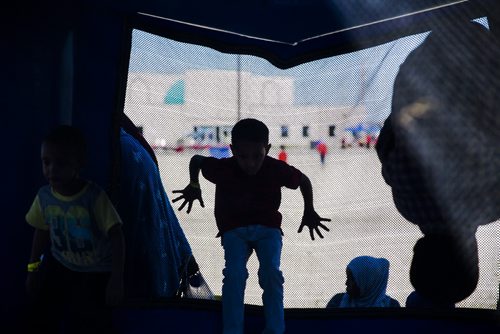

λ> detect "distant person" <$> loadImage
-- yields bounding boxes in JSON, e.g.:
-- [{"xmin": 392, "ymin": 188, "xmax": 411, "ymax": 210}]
[
  {"xmin": 172, "ymin": 118, "xmax": 331, "ymax": 334},
  {"xmin": 341, "ymin": 137, "xmax": 347, "ymax": 149},
  {"xmin": 278, "ymin": 145, "xmax": 288, "ymax": 163},
  {"xmin": 316, "ymin": 141, "xmax": 328, "ymax": 165},
  {"xmin": 376, "ymin": 21, "xmax": 500, "ymax": 305},
  {"xmin": 25, "ymin": 125, "xmax": 125, "ymax": 333},
  {"xmin": 326, "ymin": 256, "xmax": 400, "ymax": 308},
  {"xmin": 118, "ymin": 114, "xmax": 199, "ymax": 300},
  {"xmin": 366, "ymin": 134, "xmax": 372, "ymax": 149}
]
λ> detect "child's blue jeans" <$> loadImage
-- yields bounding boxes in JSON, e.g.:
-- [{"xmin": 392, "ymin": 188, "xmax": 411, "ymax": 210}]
[{"xmin": 221, "ymin": 225, "xmax": 284, "ymax": 334}]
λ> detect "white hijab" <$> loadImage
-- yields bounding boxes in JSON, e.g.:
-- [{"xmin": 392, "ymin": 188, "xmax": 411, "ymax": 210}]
[{"xmin": 340, "ymin": 256, "xmax": 392, "ymax": 307}]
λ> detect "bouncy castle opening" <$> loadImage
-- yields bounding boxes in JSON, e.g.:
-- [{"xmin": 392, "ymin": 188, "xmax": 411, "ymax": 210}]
[{"xmin": 122, "ymin": 16, "xmax": 499, "ymax": 309}]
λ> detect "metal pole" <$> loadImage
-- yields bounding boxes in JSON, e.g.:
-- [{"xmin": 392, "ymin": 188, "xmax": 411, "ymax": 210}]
[{"xmin": 237, "ymin": 54, "xmax": 241, "ymax": 121}]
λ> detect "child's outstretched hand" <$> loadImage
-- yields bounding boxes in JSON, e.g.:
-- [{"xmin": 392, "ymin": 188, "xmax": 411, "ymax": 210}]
[
  {"xmin": 298, "ymin": 209, "xmax": 331, "ymax": 240},
  {"xmin": 172, "ymin": 183, "xmax": 205, "ymax": 213}
]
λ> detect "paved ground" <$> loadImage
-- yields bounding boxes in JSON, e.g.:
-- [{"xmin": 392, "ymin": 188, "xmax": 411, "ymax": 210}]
[{"xmin": 157, "ymin": 146, "xmax": 499, "ymax": 309}]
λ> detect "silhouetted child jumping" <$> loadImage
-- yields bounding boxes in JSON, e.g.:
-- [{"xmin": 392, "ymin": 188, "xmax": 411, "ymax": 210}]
[
  {"xmin": 25, "ymin": 125, "xmax": 125, "ymax": 333},
  {"xmin": 173, "ymin": 118, "xmax": 330, "ymax": 334}
]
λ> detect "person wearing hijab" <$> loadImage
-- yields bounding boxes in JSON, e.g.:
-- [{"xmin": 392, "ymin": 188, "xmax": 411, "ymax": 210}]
[
  {"xmin": 326, "ymin": 256, "xmax": 400, "ymax": 308},
  {"xmin": 117, "ymin": 114, "xmax": 199, "ymax": 300}
]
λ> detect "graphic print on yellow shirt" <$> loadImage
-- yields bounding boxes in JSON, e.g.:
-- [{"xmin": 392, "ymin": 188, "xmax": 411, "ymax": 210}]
[
  {"xmin": 46, "ymin": 204, "xmax": 98, "ymax": 266},
  {"xmin": 26, "ymin": 181, "xmax": 122, "ymax": 272}
]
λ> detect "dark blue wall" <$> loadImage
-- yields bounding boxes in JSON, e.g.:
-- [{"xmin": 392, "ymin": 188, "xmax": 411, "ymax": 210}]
[
  {"xmin": 2, "ymin": 3, "xmax": 125, "ymax": 330},
  {"xmin": 3, "ymin": 5, "xmax": 68, "ymax": 327}
]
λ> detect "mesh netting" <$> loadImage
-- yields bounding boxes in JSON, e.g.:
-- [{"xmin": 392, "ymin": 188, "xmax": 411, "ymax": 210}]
[{"xmin": 123, "ymin": 17, "xmax": 499, "ymax": 309}]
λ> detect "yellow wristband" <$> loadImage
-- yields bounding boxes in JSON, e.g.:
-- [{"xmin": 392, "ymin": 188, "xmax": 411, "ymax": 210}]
[
  {"xmin": 189, "ymin": 181, "xmax": 200, "ymax": 189},
  {"xmin": 27, "ymin": 261, "xmax": 42, "ymax": 272}
]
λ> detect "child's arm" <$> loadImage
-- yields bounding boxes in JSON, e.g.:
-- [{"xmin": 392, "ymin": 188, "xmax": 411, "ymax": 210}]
[
  {"xmin": 28, "ymin": 228, "xmax": 49, "ymax": 264},
  {"xmin": 298, "ymin": 173, "xmax": 331, "ymax": 240},
  {"xmin": 106, "ymin": 224, "xmax": 125, "ymax": 305},
  {"xmin": 172, "ymin": 154, "xmax": 206, "ymax": 213},
  {"xmin": 25, "ymin": 228, "xmax": 50, "ymax": 296}
]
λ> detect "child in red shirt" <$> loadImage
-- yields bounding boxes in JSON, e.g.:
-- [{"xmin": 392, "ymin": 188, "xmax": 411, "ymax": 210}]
[
  {"xmin": 278, "ymin": 145, "xmax": 287, "ymax": 163},
  {"xmin": 173, "ymin": 118, "xmax": 330, "ymax": 334},
  {"xmin": 317, "ymin": 141, "xmax": 327, "ymax": 165}
]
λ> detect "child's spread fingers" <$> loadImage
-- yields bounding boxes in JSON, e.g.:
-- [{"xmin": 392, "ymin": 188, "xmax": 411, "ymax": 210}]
[
  {"xmin": 172, "ymin": 195, "xmax": 184, "ymax": 203},
  {"xmin": 297, "ymin": 224, "xmax": 304, "ymax": 233},
  {"xmin": 187, "ymin": 201, "xmax": 193, "ymax": 214},
  {"xmin": 178, "ymin": 200, "xmax": 187, "ymax": 211},
  {"xmin": 315, "ymin": 227, "xmax": 324, "ymax": 239},
  {"xmin": 199, "ymin": 198, "xmax": 205, "ymax": 208},
  {"xmin": 319, "ymin": 223, "xmax": 330, "ymax": 231}
]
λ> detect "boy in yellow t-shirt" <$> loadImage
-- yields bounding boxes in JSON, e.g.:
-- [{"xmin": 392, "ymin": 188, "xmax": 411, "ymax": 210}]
[{"xmin": 25, "ymin": 125, "xmax": 125, "ymax": 333}]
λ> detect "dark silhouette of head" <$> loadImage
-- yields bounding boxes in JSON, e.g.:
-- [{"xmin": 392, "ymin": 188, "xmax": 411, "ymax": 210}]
[
  {"xmin": 376, "ymin": 20, "xmax": 499, "ymax": 305},
  {"xmin": 43, "ymin": 125, "xmax": 87, "ymax": 165},
  {"xmin": 231, "ymin": 118, "xmax": 269, "ymax": 146},
  {"xmin": 377, "ymin": 21, "xmax": 500, "ymax": 229},
  {"xmin": 410, "ymin": 234, "xmax": 479, "ymax": 304},
  {"xmin": 230, "ymin": 119, "xmax": 271, "ymax": 175}
]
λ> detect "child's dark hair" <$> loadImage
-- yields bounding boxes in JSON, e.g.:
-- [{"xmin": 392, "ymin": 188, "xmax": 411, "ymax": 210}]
[
  {"xmin": 231, "ymin": 118, "xmax": 269, "ymax": 145},
  {"xmin": 43, "ymin": 125, "xmax": 87, "ymax": 163}
]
